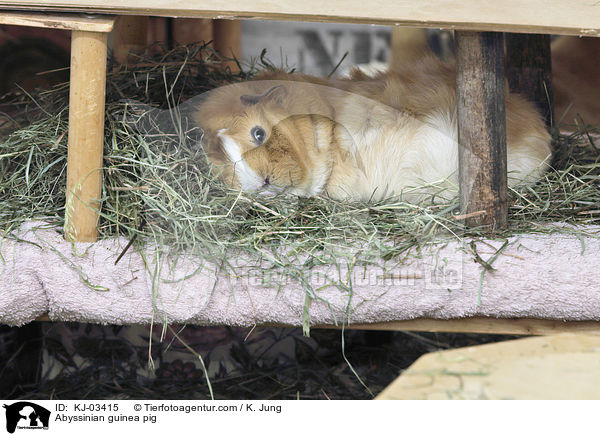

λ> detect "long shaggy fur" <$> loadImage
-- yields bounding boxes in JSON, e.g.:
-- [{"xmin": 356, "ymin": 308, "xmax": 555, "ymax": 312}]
[{"xmin": 194, "ymin": 56, "xmax": 551, "ymax": 202}]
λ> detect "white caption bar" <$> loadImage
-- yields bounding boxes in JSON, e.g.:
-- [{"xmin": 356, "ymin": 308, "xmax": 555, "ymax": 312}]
[{"xmin": 0, "ymin": 400, "xmax": 596, "ymax": 435}]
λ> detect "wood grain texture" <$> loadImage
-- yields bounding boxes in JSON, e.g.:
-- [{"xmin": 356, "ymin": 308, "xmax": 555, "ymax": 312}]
[
  {"xmin": 33, "ymin": 315, "xmax": 600, "ymax": 335},
  {"xmin": 0, "ymin": 0, "xmax": 599, "ymax": 36},
  {"xmin": 64, "ymin": 31, "xmax": 108, "ymax": 242},
  {"xmin": 376, "ymin": 333, "xmax": 600, "ymax": 399},
  {"xmin": 506, "ymin": 33, "xmax": 553, "ymax": 127},
  {"xmin": 0, "ymin": 10, "xmax": 114, "ymax": 31},
  {"xmin": 456, "ymin": 31, "xmax": 508, "ymax": 229},
  {"xmin": 338, "ymin": 318, "xmax": 600, "ymax": 335}
]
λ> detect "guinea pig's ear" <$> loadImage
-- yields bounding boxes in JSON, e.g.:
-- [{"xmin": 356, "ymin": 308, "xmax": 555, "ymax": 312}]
[{"xmin": 240, "ymin": 85, "xmax": 287, "ymax": 106}]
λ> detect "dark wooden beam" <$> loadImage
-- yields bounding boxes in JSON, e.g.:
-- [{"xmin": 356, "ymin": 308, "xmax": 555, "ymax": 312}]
[
  {"xmin": 455, "ymin": 31, "xmax": 508, "ymax": 230},
  {"xmin": 506, "ymin": 33, "xmax": 553, "ymax": 128}
]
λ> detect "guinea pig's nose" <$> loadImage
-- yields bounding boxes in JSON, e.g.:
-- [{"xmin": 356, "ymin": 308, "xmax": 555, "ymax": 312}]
[{"xmin": 263, "ymin": 176, "xmax": 271, "ymax": 186}]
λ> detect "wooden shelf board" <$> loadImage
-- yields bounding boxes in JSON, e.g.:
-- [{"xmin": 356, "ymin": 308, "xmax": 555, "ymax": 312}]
[
  {"xmin": 30, "ymin": 315, "xmax": 600, "ymax": 335},
  {"xmin": 0, "ymin": 10, "xmax": 115, "ymax": 32},
  {"xmin": 376, "ymin": 333, "xmax": 600, "ymax": 399},
  {"xmin": 0, "ymin": 1, "xmax": 598, "ymax": 36}
]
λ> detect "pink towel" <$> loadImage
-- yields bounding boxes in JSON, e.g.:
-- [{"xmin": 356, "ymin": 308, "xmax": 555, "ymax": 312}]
[{"xmin": 1, "ymin": 220, "xmax": 599, "ymax": 327}]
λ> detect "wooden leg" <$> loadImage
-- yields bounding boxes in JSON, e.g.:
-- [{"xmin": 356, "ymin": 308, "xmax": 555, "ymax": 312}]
[
  {"xmin": 65, "ymin": 31, "xmax": 108, "ymax": 242},
  {"xmin": 506, "ymin": 33, "xmax": 553, "ymax": 128},
  {"xmin": 173, "ymin": 18, "xmax": 213, "ymax": 45},
  {"xmin": 213, "ymin": 19, "xmax": 241, "ymax": 71},
  {"xmin": 112, "ymin": 15, "xmax": 148, "ymax": 65},
  {"xmin": 456, "ymin": 31, "xmax": 507, "ymax": 230}
]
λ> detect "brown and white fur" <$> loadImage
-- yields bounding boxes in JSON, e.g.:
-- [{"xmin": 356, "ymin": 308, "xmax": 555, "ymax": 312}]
[{"xmin": 194, "ymin": 56, "xmax": 551, "ymax": 202}]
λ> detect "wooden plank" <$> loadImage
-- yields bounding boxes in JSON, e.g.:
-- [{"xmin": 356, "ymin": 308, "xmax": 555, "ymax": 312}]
[
  {"xmin": 32, "ymin": 309, "xmax": 600, "ymax": 335},
  {"xmin": 112, "ymin": 15, "xmax": 148, "ymax": 64},
  {"xmin": 256, "ymin": 318, "xmax": 600, "ymax": 335},
  {"xmin": 147, "ymin": 16, "xmax": 168, "ymax": 50},
  {"xmin": 32, "ymin": 314, "xmax": 600, "ymax": 335},
  {"xmin": 0, "ymin": 0, "xmax": 599, "ymax": 36},
  {"xmin": 213, "ymin": 19, "xmax": 241, "ymax": 71},
  {"xmin": 0, "ymin": 10, "xmax": 114, "ymax": 32},
  {"xmin": 64, "ymin": 30, "xmax": 108, "ymax": 242},
  {"xmin": 456, "ymin": 31, "xmax": 507, "ymax": 229},
  {"xmin": 339, "ymin": 318, "xmax": 600, "ymax": 335},
  {"xmin": 506, "ymin": 33, "xmax": 554, "ymax": 127},
  {"xmin": 31, "ymin": 311, "xmax": 600, "ymax": 335},
  {"xmin": 376, "ymin": 333, "xmax": 600, "ymax": 399}
]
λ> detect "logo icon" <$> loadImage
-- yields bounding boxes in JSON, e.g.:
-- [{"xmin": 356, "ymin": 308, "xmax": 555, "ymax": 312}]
[{"xmin": 3, "ymin": 402, "xmax": 50, "ymax": 433}]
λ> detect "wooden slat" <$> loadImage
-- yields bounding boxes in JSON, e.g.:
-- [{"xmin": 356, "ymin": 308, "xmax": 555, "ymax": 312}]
[
  {"xmin": 0, "ymin": 10, "xmax": 114, "ymax": 31},
  {"xmin": 376, "ymin": 333, "xmax": 600, "ymax": 399},
  {"xmin": 456, "ymin": 31, "xmax": 507, "ymax": 229},
  {"xmin": 0, "ymin": 0, "xmax": 599, "ymax": 36},
  {"xmin": 32, "ymin": 315, "xmax": 600, "ymax": 335},
  {"xmin": 339, "ymin": 318, "xmax": 600, "ymax": 335}
]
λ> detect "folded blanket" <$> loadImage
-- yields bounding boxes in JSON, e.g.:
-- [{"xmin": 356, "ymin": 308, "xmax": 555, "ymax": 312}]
[
  {"xmin": 1, "ymin": 221, "xmax": 599, "ymax": 327},
  {"xmin": 0, "ymin": 232, "xmax": 48, "ymax": 325}
]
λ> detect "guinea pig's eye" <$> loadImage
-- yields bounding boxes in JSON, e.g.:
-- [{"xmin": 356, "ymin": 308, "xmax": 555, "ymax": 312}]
[{"xmin": 251, "ymin": 126, "xmax": 266, "ymax": 145}]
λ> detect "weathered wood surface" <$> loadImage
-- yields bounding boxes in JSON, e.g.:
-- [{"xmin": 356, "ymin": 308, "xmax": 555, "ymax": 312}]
[
  {"xmin": 0, "ymin": 10, "xmax": 114, "ymax": 31},
  {"xmin": 456, "ymin": 31, "xmax": 507, "ymax": 229},
  {"xmin": 506, "ymin": 33, "xmax": 554, "ymax": 127},
  {"xmin": 64, "ymin": 31, "xmax": 108, "ymax": 242},
  {"xmin": 0, "ymin": 0, "xmax": 599, "ymax": 36},
  {"xmin": 376, "ymin": 333, "xmax": 600, "ymax": 399},
  {"xmin": 34, "ymin": 314, "xmax": 600, "ymax": 335},
  {"xmin": 341, "ymin": 318, "xmax": 600, "ymax": 335}
]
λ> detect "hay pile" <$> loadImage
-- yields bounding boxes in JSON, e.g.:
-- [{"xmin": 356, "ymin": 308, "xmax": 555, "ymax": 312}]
[{"xmin": 0, "ymin": 43, "xmax": 599, "ymax": 324}]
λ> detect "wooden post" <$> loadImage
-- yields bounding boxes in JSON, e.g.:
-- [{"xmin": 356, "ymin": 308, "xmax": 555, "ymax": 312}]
[
  {"xmin": 506, "ymin": 33, "xmax": 553, "ymax": 128},
  {"xmin": 213, "ymin": 19, "xmax": 241, "ymax": 71},
  {"xmin": 65, "ymin": 30, "xmax": 108, "ymax": 242},
  {"xmin": 455, "ymin": 31, "xmax": 507, "ymax": 230},
  {"xmin": 173, "ymin": 18, "xmax": 213, "ymax": 45},
  {"xmin": 112, "ymin": 15, "xmax": 148, "ymax": 64}
]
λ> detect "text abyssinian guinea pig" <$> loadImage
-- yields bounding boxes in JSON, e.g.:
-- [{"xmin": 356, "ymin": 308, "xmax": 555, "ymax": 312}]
[{"xmin": 194, "ymin": 56, "xmax": 551, "ymax": 202}]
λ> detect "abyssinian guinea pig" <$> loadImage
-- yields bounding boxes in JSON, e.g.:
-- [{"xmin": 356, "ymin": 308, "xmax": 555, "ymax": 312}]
[{"xmin": 194, "ymin": 56, "xmax": 551, "ymax": 202}]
